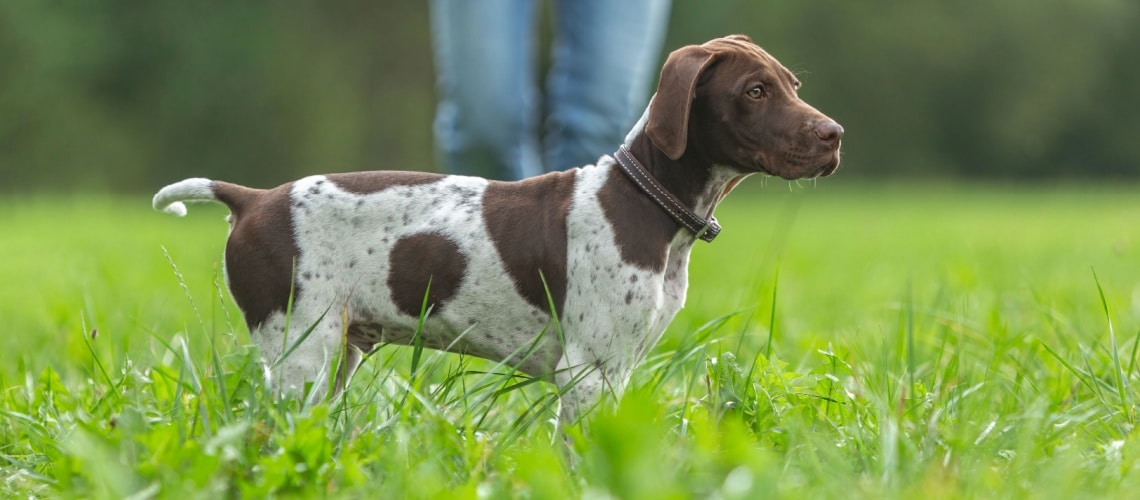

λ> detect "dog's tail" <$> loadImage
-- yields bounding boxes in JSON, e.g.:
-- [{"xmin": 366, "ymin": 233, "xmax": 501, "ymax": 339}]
[
  {"xmin": 152, "ymin": 178, "xmax": 217, "ymax": 217},
  {"xmin": 153, "ymin": 178, "xmax": 262, "ymax": 218}
]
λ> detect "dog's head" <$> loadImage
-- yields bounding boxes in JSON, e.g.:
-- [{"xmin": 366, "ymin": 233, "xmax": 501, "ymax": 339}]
[{"xmin": 646, "ymin": 35, "xmax": 843, "ymax": 179}]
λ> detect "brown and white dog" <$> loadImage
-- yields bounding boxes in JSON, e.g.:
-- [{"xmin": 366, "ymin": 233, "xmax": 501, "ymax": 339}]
[{"xmin": 153, "ymin": 35, "xmax": 842, "ymax": 423}]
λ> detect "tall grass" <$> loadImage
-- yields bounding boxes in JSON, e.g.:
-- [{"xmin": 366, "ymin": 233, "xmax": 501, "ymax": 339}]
[{"xmin": 1, "ymin": 183, "xmax": 1138, "ymax": 497}]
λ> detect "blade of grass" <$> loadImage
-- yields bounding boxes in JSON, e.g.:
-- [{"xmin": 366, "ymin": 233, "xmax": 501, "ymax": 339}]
[
  {"xmin": 80, "ymin": 314, "xmax": 123, "ymax": 412},
  {"xmin": 1092, "ymin": 269, "xmax": 1131, "ymax": 425},
  {"xmin": 765, "ymin": 265, "xmax": 780, "ymax": 359},
  {"xmin": 410, "ymin": 277, "xmax": 434, "ymax": 379}
]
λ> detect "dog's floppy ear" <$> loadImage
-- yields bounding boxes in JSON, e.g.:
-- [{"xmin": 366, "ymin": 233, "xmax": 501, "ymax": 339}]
[{"xmin": 646, "ymin": 45, "xmax": 717, "ymax": 160}]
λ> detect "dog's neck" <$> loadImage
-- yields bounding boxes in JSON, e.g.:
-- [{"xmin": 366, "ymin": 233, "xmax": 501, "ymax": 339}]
[{"xmin": 624, "ymin": 133, "xmax": 745, "ymax": 234}]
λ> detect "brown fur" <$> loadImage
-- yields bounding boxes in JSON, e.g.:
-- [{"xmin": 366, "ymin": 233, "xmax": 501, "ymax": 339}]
[
  {"xmin": 326, "ymin": 171, "xmax": 444, "ymax": 195},
  {"xmin": 482, "ymin": 170, "xmax": 577, "ymax": 313},
  {"xmin": 215, "ymin": 181, "xmax": 301, "ymax": 329},
  {"xmin": 386, "ymin": 232, "xmax": 468, "ymax": 317}
]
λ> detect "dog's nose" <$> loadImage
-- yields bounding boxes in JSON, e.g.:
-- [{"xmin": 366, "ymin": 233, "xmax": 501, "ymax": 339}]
[{"xmin": 813, "ymin": 120, "xmax": 844, "ymax": 144}]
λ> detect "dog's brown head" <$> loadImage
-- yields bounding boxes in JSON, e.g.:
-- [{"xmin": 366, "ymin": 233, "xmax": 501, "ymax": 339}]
[{"xmin": 646, "ymin": 35, "xmax": 843, "ymax": 179}]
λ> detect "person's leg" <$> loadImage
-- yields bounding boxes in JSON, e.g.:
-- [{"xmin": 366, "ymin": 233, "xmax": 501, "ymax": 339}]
[
  {"xmin": 429, "ymin": 0, "xmax": 543, "ymax": 180},
  {"xmin": 545, "ymin": 0, "xmax": 672, "ymax": 171}
]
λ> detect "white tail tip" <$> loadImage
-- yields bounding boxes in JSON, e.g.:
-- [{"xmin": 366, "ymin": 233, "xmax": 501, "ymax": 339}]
[{"xmin": 164, "ymin": 202, "xmax": 188, "ymax": 217}]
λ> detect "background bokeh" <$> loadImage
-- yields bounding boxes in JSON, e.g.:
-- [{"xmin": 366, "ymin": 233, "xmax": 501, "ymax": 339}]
[{"xmin": 1, "ymin": 0, "xmax": 1137, "ymax": 192}]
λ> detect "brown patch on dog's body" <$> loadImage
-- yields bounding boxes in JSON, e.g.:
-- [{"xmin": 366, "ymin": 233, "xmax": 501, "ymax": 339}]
[
  {"xmin": 215, "ymin": 181, "xmax": 301, "ymax": 329},
  {"xmin": 325, "ymin": 171, "xmax": 445, "ymax": 195},
  {"xmin": 598, "ymin": 134, "xmax": 722, "ymax": 273},
  {"xmin": 596, "ymin": 164, "xmax": 673, "ymax": 273},
  {"xmin": 387, "ymin": 232, "xmax": 468, "ymax": 316},
  {"xmin": 482, "ymin": 170, "xmax": 576, "ymax": 313}
]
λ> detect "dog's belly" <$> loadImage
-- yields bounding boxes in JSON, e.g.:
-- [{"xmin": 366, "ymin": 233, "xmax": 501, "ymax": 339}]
[
  {"xmin": 345, "ymin": 272, "xmax": 564, "ymax": 375},
  {"xmin": 287, "ymin": 174, "xmax": 562, "ymax": 375}
]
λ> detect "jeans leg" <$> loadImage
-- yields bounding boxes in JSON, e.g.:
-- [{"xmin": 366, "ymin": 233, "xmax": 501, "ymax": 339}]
[
  {"xmin": 545, "ymin": 0, "xmax": 672, "ymax": 171},
  {"xmin": 429, "ymin": 0, "xmax": 543, "ymax": 180}
]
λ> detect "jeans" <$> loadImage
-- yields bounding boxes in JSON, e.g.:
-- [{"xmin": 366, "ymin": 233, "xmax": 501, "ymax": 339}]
[{"xmin": 430, "ymin": 0, "xmax": 672, "ymax": 180}]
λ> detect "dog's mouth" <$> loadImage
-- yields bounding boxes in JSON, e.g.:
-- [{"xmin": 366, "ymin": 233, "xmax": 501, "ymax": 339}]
[
  {"xmin": 758, "ymin": 154, "xmax": 841, "ymax": 180},
  {"xmin": 812, "ymin": 157, "xmax": 841, "ymax": 178}
]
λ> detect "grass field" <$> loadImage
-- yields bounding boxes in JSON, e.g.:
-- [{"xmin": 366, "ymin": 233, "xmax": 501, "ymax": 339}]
[{"xmin": 2, "ymin": 182, "xmax": 1139, "ymax": 498}]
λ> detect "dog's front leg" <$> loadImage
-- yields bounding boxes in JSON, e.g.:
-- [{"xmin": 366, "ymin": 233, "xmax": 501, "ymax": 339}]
[
  {"xmin": 555, "ymin": 369, "xmax": 603, "ymax": 426},
  {"xmin": 554, "ymin": 347, "xmax": 632, "ymax": 426}
]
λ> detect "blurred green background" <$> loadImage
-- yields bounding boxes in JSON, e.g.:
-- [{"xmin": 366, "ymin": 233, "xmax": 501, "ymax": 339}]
[{"xmin": 1, "ymin": 0, "xmax": 1137, "ymax": 192}]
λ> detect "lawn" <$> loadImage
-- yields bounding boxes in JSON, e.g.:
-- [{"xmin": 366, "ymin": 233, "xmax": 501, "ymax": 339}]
[{"xmin": 1, "ymin": 182, "xmax": 1139, "ymax": 498}]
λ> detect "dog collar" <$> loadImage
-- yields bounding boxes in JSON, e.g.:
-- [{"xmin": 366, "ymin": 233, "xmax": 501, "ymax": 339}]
[{"xmin": 614, "ymin": 145, "xmax": 721, "ymax": 243}]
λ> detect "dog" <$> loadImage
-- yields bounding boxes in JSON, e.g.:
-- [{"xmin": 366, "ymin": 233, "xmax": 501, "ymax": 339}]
[{"xmin": 153, "ymin": 35, "xmax": 843, "ymax": 423}]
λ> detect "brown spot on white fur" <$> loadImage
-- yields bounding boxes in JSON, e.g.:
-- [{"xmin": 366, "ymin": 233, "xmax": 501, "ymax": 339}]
[
  {"xmin": 326, "ymin": 171, "xmax": 444, "ymax": 195},
  {"xmin": 386, "ymin": 232, "xmax": 468, "ymax": 317},
  {"xmin": 482, "ymin": 170, "xmax": 576, "ymax": 313},
  {"xmin": 215, "ymin": 181, "xmax": 301, "ymax": 329},
  {"xmin": 596, "ymin": 164, "xmax": 672, "ymax": 272}
]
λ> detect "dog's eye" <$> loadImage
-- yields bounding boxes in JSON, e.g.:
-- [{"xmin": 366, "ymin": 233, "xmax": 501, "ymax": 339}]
[{"xmin": 746, "ymin": 86, "xmax": 765, "ymax": 99}]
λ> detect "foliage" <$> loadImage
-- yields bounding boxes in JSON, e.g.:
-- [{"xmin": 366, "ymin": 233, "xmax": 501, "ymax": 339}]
[
  {"xmin": 1, "ymin": 1, "xmax": 1138, "ymax": 192},
  {"xmin": 2, "ymin": 183, "xmax": 1140, "ymax": 497}
]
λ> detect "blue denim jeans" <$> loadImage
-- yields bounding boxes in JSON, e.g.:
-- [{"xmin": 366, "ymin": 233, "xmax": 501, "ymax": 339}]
[{"xmin": 430, "ymin": 0, "xmax": 672, "ymax": 180}]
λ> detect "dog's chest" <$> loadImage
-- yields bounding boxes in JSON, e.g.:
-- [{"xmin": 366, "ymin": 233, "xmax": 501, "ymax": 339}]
[{"xmin": 560, "ymin": 165, "xmax": 691, "ymax": 367}]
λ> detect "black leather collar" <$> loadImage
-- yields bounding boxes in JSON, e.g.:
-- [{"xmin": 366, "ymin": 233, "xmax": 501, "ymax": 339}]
[{"xmin": 613, "ymin": 145, "xmax": 721, "ymax": 243}]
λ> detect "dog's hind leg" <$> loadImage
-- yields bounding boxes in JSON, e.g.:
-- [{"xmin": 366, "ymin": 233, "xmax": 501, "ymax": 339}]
[{"xmin": 251, "ymin": 306, "xmax": 345, "ymax": 405}]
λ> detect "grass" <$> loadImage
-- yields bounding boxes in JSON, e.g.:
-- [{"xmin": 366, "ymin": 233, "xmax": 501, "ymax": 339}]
[{"xmin": 1, "ymin": 181, "xmax": 1139, "ymax": 498}]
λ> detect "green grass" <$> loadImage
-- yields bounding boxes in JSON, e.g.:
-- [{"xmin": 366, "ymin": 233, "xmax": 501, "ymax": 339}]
[{"xmin": 2, "ymin": 182, "xmax": 1139, "ymax": 498}]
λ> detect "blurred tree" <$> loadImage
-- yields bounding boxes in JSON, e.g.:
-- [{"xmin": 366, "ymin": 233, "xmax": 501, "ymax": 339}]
[{"xmin": 0, "ymin": 0, "xmax": 1136, "ymax": 192}]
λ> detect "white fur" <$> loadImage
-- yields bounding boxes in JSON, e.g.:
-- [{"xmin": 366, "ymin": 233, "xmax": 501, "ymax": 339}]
[
  {"xmin": 152, "ymin": 178, "xmax": 214, "ymax": 217},
  {"xmin": 555, "ymin": 160, "xmax": 686, "ymax": 420},
  {"xmin": 624, "ymin": 95, "xmax": 654, "ymax": 147}
]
